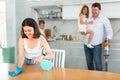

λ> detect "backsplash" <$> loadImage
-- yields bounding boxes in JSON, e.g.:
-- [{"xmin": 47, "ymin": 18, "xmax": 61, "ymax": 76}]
[
  {"xmin": 110, "ymin": 18, "xmax": 120, "ymax": 43},
  {"xmin": 45, "ymin": 20, "xmax": 77, "ymax": 35},
  {"xmin": 45, "ymin": 19, "xmax": 120, "ymax": 43}
]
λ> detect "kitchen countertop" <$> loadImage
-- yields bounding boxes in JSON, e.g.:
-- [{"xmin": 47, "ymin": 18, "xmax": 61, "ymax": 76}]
[
  {"xmin": 48, "ymin": 40, "xmax": 120, "ymax": 49},
  {"xmin": 48, "ymin": 39, "xmax": 120, "ymax": 73},
  {"xmin": 48, "ymin": 40, "xmax": 84, "ymax": 48},
  {"xmin": 48, "ymin": 40, "xmax": 83, "ymax": 43}
]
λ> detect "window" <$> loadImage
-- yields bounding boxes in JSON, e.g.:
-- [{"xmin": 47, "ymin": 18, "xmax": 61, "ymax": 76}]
[
  {"xmin": 0, "ymin": 1, "xmax": 6, "ymax": 63},
  {"xmin": 0, "ymin": 1, "xmax": 6, "ymax": 48}
]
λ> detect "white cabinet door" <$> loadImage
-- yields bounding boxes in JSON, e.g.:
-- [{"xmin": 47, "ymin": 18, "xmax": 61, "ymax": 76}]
[
  {"xmin": 62, "ymin": 5, "xmax": 82, "ymax": 19},
  {"xmin": 101, "ymin": 3, "xmax": 120, "ymax": 18},
  {"xmin": 62, "ymin": 2, "xmax": 120, "ymax": 19}
]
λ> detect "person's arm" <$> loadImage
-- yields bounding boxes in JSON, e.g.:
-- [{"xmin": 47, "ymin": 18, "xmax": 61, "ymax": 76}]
[
  {"xmin": 80, "ymin": 14, "xmax": 93, "ymax": 25},
  {"xmin": 34, "ymin": 36, "xmax": 53, "ymax": 64},
  {"xmin": 17, "ymin": 38, "xmax": 25, "ymax": 68},
  {"xmin": 41, "ymin": 36, "xmax": 53, "ymax": 59},
  {"xmin": 8, "ymin": 38, "xmax": 24, "ymax": 76},
  {"xmin": 103, "ymin": 17, "xmax": 113, "ymax": 39}
]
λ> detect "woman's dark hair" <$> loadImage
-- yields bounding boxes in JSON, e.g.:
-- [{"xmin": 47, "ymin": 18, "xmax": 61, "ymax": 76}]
[
  {"xmin": 79, "ymin": 5, "xmax": 89, "ymax": 18},
  {"xmin": 21, "ymin": 18, "xmax": 41, "ymax": 38},
  {"xmin": 92, "ymin": 2, "xmax": 101, "ymax": 10}
]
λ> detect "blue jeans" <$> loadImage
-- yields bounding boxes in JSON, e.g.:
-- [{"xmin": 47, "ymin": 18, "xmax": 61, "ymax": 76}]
[
  {"xmin": 24, "ymin": 58, "xmax": 41, "ymax": 66},
  {"xmin": 84, "ymin": 44, "xmax": 103, "ymax": 71}
]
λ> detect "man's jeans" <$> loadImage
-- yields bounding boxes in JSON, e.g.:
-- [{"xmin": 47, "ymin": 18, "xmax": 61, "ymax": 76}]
[{"xmin": 84, "ymin": 44, "xmax": 103, "ymax": 71}]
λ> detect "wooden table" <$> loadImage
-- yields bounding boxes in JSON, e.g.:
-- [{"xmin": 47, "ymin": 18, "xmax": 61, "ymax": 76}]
[{"xmin": 1, "ymin": 64, "xmax": 120, "ymax": 80}]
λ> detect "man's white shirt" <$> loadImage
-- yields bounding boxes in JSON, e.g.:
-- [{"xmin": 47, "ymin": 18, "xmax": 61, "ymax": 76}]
[{"xmin": 84, "ymin": 14, "xmax": 113, "ymax": 45}]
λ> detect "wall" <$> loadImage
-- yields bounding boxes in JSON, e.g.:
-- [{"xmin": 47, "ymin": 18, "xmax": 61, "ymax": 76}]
[
  {"xmin": 6, "ymin": 0, "xmax": 34, "ymax": 63},
  {"xmin": 44, "ymin": 20, "xmax": 83, "ymax": 41},
  {"xmin": 45, "ymin": 20, "xmax": 77, "ymax": 34},
  {"xmin": 16, "ymin": 0, "xmax": 34, "ymax": 40},
  {"xmin": 6, "ymin": 0, "xmax": 16, "ymax": 62},
  {"xmin": 29, "ymin": 0, "xmax": 120, "ymax": 7},
  {"xmin": 6, "ymin": 0, "xmax": 16, "ymax": 47},
  {"xmin": 101, "ymin": 2, "xmax": 120, "ymax": 18},
  {"xmin": 110, "ymin": 19, "xmax": 120, "ymax": 43}
]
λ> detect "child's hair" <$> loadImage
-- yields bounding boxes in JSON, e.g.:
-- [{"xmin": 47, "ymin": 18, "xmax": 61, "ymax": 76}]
[
  {"xmin": 21, "ymin": 18, "xmax": 41, "ymax": 38},
  {"xmin": 39, "ymin": 19, "xmax": 45, "ymax": 25},
  {"xmin": 79, "ymin": 5, "xmax": 89, "ymax": 18}
]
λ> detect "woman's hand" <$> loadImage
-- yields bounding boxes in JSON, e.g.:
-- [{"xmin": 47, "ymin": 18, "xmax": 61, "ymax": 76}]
[{"xmin": 33, "ymin": 55, "xmax": 44, "ymax": 64}]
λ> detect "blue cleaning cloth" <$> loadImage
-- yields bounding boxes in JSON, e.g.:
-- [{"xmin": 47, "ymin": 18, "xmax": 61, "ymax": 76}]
[
  {"xmin": 8, "ymin": 71, "xmax": 17, "ymax": 77},
  {"xmin": 41, "ymin": 48, "xmax": 53, "ymax": 71},
  {"xmin": 40, "ymin": 59, "xmax": 53, "ymax": 71},
  {"xmin": 32, "ymin": 57, "xmax": 53, "ymax": 71},
  {"xmin": 8, "ymin": 66, "xmax": 24, "ymax": 77}
]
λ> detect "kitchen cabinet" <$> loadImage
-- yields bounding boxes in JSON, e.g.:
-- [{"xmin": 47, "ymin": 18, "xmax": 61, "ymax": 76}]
[
  {"xmin": 62, "ymin": 5, "xmax": 82, "ymax": 20},
  {"xmin": 62, "ymin": 2, "xmax": 120, "ymax": 19},
  {"xmin": 49, "ymin": 41, "xmax": 88, "ymax": 69},
  {"xmin": 34, "ymin": 6, "xmax": 62, "ymax": 20},
  {"xmin": 101, "ymin": 3, "xmax": 120, "ymax": 18},
  {"xmin": 49, "ymin": 41, "xmax": 120, "ymax": 73}
]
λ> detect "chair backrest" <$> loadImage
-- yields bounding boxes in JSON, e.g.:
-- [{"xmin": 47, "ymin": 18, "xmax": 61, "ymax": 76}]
[{"xmin": 51, "ymin": 49, "xmax": 65, "ymax": 68}]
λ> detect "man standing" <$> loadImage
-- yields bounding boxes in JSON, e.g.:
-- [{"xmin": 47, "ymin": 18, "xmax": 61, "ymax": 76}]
[{"xmin": 83, "ymin": 2, "xmax": 113, "ymax": 71}]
